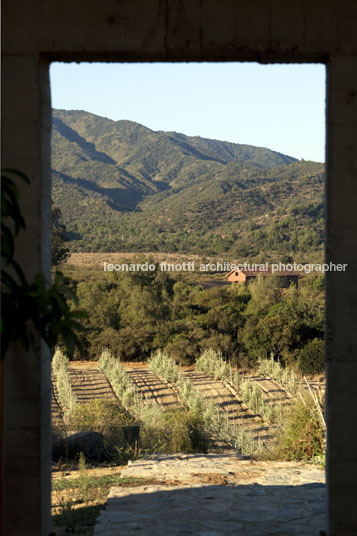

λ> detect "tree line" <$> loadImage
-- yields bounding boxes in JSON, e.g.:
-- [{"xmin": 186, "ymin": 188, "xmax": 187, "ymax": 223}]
[{"xmin": 63, "ymin": 266, "xmax": 325, "ymax": 375}]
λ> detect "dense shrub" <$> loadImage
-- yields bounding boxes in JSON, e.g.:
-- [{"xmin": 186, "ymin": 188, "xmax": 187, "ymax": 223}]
[
  {"xmin": 66, "ymin": 399, "xmax": 134, "ymax": 430},
  {"xmin": 241, "ymin": 279, "xmax": 324, "ymax": 367},
  {"xmin": 164, "ymin": 335, "xmax": 198, "ymax": 365},
  {"xmin": 298, "ymin": 339, "xmax": 325, "ymax": 375},
  {"xmin": 140, "ymin": 408, "xmax": 209, "ymax": 453},
  {"xmin": 277, "ymin": 397, "xmax": 325, "ymax": 461},
  {"xmin": 64, "ymin": 267, "xmax": 325, "ymax": 371},
  {"xmin": 53, "ymin": 399, "xmax": 139, "ymax": 462}
]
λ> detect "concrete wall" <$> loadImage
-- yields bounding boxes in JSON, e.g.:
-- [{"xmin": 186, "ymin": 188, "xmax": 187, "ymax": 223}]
[{"xmin": 2, "ymin": 1, "xmax": 357, "ymax": 534}]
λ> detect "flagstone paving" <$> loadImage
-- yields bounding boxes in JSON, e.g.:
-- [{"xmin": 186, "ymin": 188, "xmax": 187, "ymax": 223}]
[{"xmin": 95, "ymin": 454, "xmax": 326, "ymax": 536}]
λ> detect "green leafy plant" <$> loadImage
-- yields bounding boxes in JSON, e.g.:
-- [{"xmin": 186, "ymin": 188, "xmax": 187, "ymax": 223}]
[
  {"xmin": 298, "ymin": 338, "xmax": 325, "ymax": 375},
  {"xmin": 1, "ymin": 169, "xmax": 87, "ymax": 358}
]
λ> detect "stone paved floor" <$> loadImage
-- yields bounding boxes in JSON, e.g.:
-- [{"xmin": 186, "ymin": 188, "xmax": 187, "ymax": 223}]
[{"xmin": 95, "ymin": 454, "xmax": 326, "ymax": 536}]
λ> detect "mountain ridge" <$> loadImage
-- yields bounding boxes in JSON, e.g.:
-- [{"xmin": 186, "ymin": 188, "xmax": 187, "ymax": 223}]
[
  {"xmin": 53, "ymin": 108, "xmax": 299, "ymax": 163},
  {"xmin": 51, "ymin": 109, "xmax": 324, "ymax": 260}
]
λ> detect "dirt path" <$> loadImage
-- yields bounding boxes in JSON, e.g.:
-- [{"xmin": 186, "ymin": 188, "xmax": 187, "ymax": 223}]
[
  {"xmin": 181, "ymin": 369, "xmax": 270, "ymax": 440},
  {"xmin": 68, "ymin": 362, "xmax": 118, "ymax": 403},
  {"xmin": 123, "ymin": 363, "xmax": 181, "ymax": 409}
]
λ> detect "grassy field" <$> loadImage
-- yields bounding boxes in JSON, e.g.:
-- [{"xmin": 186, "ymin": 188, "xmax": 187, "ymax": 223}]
[
  {"xmin": 61, "ymin": 252, "xmax": 233, "ymax": 286},
  {"xmin": 52, "ymin": 460, "xmax": 148, "ymax": 535}
]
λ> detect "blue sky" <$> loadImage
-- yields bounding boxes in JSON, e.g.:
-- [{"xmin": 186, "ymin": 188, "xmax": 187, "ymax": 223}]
[{"xmin": 50, "ymin": 62, "xmax": 325, "ymax": 162}]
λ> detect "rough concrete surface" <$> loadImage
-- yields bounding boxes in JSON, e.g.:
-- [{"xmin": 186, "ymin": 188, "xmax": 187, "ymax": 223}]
[{"xmin": 95, "ymin": 454, "xmax": 326, "ymax": 535}]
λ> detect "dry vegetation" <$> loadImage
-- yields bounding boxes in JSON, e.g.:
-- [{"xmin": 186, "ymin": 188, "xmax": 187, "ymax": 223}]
[
  {"xmin": 52, "ymin": 352, "xmax": 325, "ymax": 460},
  {"xmin": 51, "ymin": 351, "xmax": 326, "ymax": 534},
  {"xmin": 52, "ymin": 458, "xmax": 148, "ymax": 535},
  {"xmin": 67, "ymin": 252, "xmax": 220, "ymax": 267}
]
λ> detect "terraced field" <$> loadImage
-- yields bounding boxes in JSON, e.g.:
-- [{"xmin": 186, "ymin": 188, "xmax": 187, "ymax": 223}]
[
  {"xmin": 51, "ymin": 361, "xmax": 321, "ymax": 447},
  {"xmin": 51, "ymin": 362, "xmax": 183, "ymax": 424},
  {"xmin": 51, "ymin": 362, "xmax": 120, "ymax": 424},
  {"xmin": 68, "ymin": 362, "xmax": 118, "ymax": 403},
  {"xmin": 242, "ymin": 374, "xmax": 292, "ymax": 409},
  {"xmin": 180, "ymin": 369, "xmax": 271, "ymax": 441},
  {"xmin": 123, "ymin": 363, "xmax": 180, "ymax": 409},
  {"xmin": 245, "ymin": 372, "xmax": 325, "ymax": 402}
]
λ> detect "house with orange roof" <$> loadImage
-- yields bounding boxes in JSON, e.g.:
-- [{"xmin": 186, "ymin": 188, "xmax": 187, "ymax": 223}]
[{"xmin": 226, "ymin": 267, "xmax": 299, "ymax": 287}]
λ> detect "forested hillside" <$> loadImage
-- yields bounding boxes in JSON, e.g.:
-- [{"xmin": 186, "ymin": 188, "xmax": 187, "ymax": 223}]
[{"xmin": 52, "ymin": 109, "xmax": 325, "ymax": 261}]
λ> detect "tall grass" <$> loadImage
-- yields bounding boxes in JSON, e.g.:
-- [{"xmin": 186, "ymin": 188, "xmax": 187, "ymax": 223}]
[
  {"xmin": 148, "ymin": 349, "xmax": 180, "ymax": 383},
  {"xmin": 99, "ymin": 349, "xmax": 209, "ymax": 453},
  {"xmin": 52, "ymin": 348, "xmax": 77, "ymax": 418},
  {"xmin": 149, "ymin": 349, "xmax": 325, "ymax": 461},
  {"xmin": 258, "ymin": 354, "xmax": 299, "ymax": 395},
  {"xmin": 276, "ymin": 393, "xmax": 326, "ymax": 464},
  {"xmin": 148, "ymin": 350, "xmax": 218, "ymax": 426},
  {"xmin": 196, "ymin": 348, "xmax": 231, "ymax": 381},
  {"xmin": 196, "ymin": 348, "xmax": 282, "ymax": 424},
  {"xmin": 98, "ymin": 349, "xmax": 146, "ymax": 419},
  {"xmin": 148, "ymin": 349, "xmax": 265, "ymax": 456}
]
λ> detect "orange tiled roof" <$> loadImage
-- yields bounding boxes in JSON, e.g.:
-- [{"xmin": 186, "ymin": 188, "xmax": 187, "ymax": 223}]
[{"xmin": 226, "ymin": 268, "xmax": 299, "ymax": 277}]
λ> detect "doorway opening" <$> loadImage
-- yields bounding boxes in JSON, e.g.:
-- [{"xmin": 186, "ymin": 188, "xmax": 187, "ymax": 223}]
[{"xmin": 49, "ymin": 61, "xmax": 327, "ymax": 534}]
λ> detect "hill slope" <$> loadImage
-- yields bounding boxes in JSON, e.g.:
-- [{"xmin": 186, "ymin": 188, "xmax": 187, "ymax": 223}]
[{"xmin": 51, "ymin": 109, "xmax": 325, "ymax": 261}]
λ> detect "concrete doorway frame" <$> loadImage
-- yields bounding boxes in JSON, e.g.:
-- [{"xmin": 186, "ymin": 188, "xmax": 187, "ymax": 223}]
[{"xmin": 2, "ymin": 2, "xmax": 357, "ymax": 535}]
